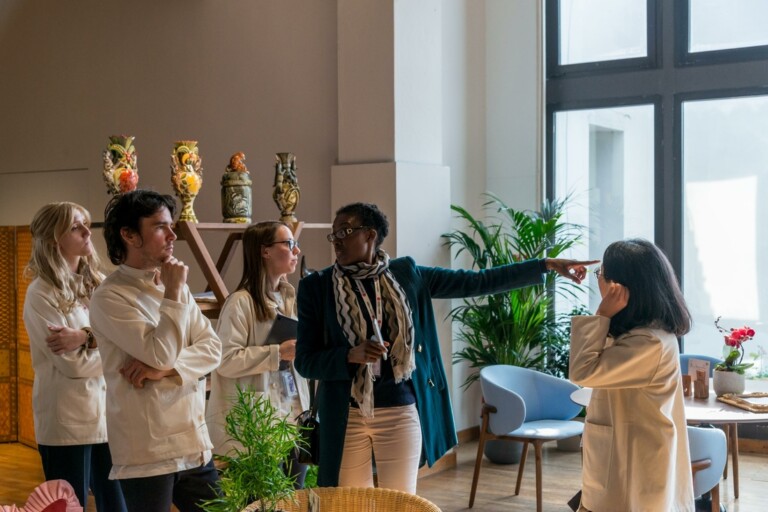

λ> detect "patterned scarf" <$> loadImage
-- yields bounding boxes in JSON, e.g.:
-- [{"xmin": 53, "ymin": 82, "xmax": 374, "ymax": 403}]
[{"xmin": 332, "ymin": 249, "xmax": 416, "ymax": 418}]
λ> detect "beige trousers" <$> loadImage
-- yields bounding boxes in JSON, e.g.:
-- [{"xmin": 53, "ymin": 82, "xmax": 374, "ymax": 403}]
[{"xmin": 338, "ymin": 404, "xmax": 422, "ymax": 494}]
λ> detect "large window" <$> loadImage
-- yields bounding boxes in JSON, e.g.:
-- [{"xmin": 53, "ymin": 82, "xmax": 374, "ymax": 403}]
[
  {"xmin": 554, "ymin": 105, "xmax": 655, "ymax": 311},
  {"xmin": 547, "ymin": 0, "xmax": 768, "ymax": 377}
]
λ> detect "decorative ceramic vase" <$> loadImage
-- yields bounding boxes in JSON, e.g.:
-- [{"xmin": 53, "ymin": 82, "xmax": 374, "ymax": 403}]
[
  {"xmin": 272, "ymin": 152, "xmax": 300, "ymax": 224},
  {"xmin": 170, "ymin": 140, "xmax": 203, "ymax": 222},
  {"xmin": 220, "ymin": 152, "xmax": 252, "ymax": 223},
  {"xmin": 102, "ymin": 135, "xmax": 139, "ymax": 195},
  {"xmin": 713, "ymin": 369, "xmax": 746, "ymax": 396}
]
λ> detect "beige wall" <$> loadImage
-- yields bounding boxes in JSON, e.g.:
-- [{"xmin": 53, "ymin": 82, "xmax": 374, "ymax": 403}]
[{"xmin": 0, "ymin": 0, "xmax": 340, "ymax": 290}]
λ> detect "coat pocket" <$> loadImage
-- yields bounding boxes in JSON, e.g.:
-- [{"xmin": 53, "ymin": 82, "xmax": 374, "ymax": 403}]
[
  {"xmin": 145, "ymin": 379, "xmax": 201, "ymax": 439},
  {"xmin": 56, "ymin": 378, "xmax": 100, "ymax": 425},
  {"xmin": 582, "ymin": 421, "xmax": 614, "ymax": 491}
]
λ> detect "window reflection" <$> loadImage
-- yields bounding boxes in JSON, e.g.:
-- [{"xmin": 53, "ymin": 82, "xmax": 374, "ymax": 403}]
[{"xmin": 683, "ymin": 95, "xmax": 768, "ymax": 378}]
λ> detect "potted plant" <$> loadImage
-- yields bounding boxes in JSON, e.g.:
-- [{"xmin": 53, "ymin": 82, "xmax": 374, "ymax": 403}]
[
  {"xmin": 443, "ymin": 195, "xmax": 587, "ymax": 462},
  {"xmin": 713, "ymin": 317, "xmax": 755, "ymax": 396},
  {"xmin": 202, "ymin": 386, "xmax": 304, "ymax": 512}
]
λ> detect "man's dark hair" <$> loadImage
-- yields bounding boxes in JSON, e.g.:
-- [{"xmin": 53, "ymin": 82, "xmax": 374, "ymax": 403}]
[
  {"xmin": 335, "ymin": 202, "xmax": 389, "ymax": 247},
  {"xmin": 103, "ymin": 190, "xmax": 177, "ymax": 265}
]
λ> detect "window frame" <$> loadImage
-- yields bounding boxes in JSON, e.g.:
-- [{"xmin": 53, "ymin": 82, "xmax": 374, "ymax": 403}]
[
  {"xmin": 546, "ymin": 0, "xmax": 659, "ymax": 78},
  {"xmin": 675, "ymin": 0, "xmax": 768, "ymax": 66}
]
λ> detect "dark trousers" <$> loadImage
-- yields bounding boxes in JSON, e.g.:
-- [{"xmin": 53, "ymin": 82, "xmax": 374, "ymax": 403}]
[
  {"xmin": 38, "ymin": 442, "xmax": 126, "ymax": 512},
  {"xmin": 285, "ymin": 447, "xmax": 308, "ymax": 489},
  {"xmin": 118, "ymin": 459, "xmax": 220, "ymax": 512}
]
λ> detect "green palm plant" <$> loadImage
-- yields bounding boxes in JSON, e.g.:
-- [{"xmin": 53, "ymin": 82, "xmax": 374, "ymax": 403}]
[{"xmin": 443, "ymin": 194, "xmax": 586, "ymax": 389}]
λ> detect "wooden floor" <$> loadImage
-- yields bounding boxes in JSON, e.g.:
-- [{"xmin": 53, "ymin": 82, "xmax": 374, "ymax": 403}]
[{"xmin": 2, "ymin": 441, "xmax": 767, "ymax": 511}]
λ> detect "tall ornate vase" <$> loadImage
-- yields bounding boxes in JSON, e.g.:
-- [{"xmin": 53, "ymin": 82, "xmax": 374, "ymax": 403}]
[
  {"xmin": 170, "ymin": 141, "xmax": 203, "ymax": 222},
  {"xmin": 272, "ymin": 152, "xmax": 300, "ymax": 224},
  {"xmin": 220, "ymin": 152, "xmax": 252, "ymax": 223},
  {"xmin": 713, "ymin": 370, "xmax": 746, "ymax": 396},
  {"xmin": 103, "ymin": 135, "xmax": 139, "ymax": 195}
]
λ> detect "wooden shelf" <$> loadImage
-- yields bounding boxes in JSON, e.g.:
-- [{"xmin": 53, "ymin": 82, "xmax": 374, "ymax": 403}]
[{"xmin": 174, "ymin": 220, "xmax": 331, "ymax": 318}]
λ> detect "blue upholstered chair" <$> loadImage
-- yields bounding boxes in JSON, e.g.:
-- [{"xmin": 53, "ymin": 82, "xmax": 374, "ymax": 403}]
[
  {"xmin": 468, "ymin": 365, "xmax": 584, "ymax": 512},
  {"xmin": 688, "ymin": 426, "xmax": 727, "ymax": 512},
  {"xmin": 680, "ymin": 353, "xmax": 722, "ymax": 377}
]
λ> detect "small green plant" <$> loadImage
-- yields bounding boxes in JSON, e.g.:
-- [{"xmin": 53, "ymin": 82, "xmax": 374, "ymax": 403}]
[{"xmin": 202, "ymin": 386, "xmax": 304, "ymax": 512}]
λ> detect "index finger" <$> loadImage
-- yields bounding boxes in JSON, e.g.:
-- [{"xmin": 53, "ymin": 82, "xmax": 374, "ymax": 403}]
[{"xmin": 573, "ymin": 259, "xmax": 600, "ymax": 267}]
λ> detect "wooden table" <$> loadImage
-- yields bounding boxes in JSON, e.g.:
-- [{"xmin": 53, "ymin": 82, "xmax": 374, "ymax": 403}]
[{"xmin": 570, "ymin": 387, "xmax": 768, "ymax": 499}]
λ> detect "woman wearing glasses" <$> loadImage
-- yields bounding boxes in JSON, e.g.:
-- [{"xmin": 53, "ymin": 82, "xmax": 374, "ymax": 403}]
[
  {"xmin": 570, "ymin": 239, "xmax": 694, "ymax": 511},
  {"xmin": 206, "ymin": 221, "xmax": 310, "ymax": 488},
  {"xmin": 295, "ymin": 202, "xmax": 596, "ymax": 493}
]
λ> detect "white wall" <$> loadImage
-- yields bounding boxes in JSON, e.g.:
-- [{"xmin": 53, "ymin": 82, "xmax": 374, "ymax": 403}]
[{"xmin": 441, "ymin": 0, "xmax": 542, "ymax": 430}]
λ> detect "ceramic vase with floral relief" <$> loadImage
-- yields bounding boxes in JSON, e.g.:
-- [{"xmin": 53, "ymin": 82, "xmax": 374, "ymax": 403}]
[
  {"xmin": 713, "ymin": 369, "xmax": 746, "ymax": 396},
  {"xmin": 272, "ymin": 152, "xmax": 300, "ymax": 224},
  {"xmin": 171, "ymin": 140, "xmax": 203, "ymax": 222},
  {"xmin": 103, "ymin": 135, "xmax": 139, "ymax": 195}
]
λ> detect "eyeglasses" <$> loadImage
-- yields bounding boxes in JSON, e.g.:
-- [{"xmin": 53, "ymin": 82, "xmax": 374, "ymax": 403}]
[
  {"xmin": 266, "ymin": 239, "xmax": 299, "ymax": 251},
  {"xmin": 326, "ymin": 226, "xmax": 370, "ymax": 243},
  {"xmin": 593, "ymin": 268, "xmax": 603, "ymax": 279}
]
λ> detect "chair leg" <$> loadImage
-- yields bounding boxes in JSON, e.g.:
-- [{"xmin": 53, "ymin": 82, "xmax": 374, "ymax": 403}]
[
  {"xmin": 515, "ymin": 440, "xmax": 530, "ymax": 496},
  {"xmin": 721, "ymin": 425, "xmax": 729, "ymax": 480},
  {"xmin": 468, "ymin": 419, "xmax": 491, "ymax": 508},
  {"xmin": 710, "ymin": 482, "xmax": 720, "ymax": 512},
  {"xmin": 534, "ymin": 440, "xmax": 544, "ymax": 512}
]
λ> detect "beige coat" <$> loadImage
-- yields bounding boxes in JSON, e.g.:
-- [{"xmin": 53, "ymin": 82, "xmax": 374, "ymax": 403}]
[
  {"xmin": 89, "ymin": 265, "xmax": 221, "ymax": 470},
  {"xmin": 23, "ymin": 278, "xmax": 106, "ymax": 445},
  {"xmin": 570, "ymin": 315, "xmax": 694, "ymax": 512},
  {"xmin": 206, "ymin": 285, "xmax": 310, "ymax": 456}
]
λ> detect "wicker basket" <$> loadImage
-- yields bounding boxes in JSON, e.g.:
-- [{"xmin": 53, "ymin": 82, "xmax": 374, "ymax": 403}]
[{"xmin": 243, "ymin": 487, "xmax": 442, "ymax": 512}]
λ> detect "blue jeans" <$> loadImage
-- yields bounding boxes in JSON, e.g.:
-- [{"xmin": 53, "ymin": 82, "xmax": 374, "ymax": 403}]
[
  {"xmin": 38, "ymin": 442, "xmax": 126, "ymax": 512},
  {"xmin": 118, "ymin": 459, "xmax": 220, "ymax": 512}
]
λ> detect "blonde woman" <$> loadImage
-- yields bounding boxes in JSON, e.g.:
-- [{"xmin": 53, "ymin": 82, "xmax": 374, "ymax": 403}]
[
  {"xmin": 206, "ymin": 221, "xmax": 310, "ymax": 488},
  {"xmin": 22, "ymin": 202, "xmax": 126, "ymax": 511}
]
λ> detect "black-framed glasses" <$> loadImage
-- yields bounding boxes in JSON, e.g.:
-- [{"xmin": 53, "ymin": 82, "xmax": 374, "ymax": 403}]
[
  {"xmin": 593, "ymin": 267, "xmax": 603, "ymax": 279},
  {"xmin": 326, "ymin": 226, "xmax": 370, "ymax": 243},
  {"xmin": 266, "ymin": 239, "xmax": 299, "ymax": 251}
]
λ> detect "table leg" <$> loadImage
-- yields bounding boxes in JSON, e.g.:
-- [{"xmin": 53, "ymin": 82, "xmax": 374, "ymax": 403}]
[{"xmin": 729, "ymin": 423, "xmax": 739, "ymax": 499}]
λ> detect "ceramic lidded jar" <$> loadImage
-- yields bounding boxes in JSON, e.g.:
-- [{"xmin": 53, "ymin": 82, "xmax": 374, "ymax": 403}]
[{"xmin": 221, "ymin": 152, "xmax": 252, "ymax": 223}]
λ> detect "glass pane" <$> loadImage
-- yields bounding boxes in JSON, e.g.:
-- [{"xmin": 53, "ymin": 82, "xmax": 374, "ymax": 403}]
[
  {"xmin": 683, "ymin": 95, "xmax": 768, "ymax": 378},
  {"xmin": 554, "ymin": 105, "xmax": 655, "ymax": 313},
  {"xmin": 559, "ymin": 0, "xmax": 647, "ymax": 65},
  {"xmin": 690, "ymin": 0, "xmax": 768, "ymax": 53}
]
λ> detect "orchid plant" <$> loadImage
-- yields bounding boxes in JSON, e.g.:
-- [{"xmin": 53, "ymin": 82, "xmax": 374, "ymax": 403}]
[{"xmin": 714, "ymin": 316, "xmax": 755, "ymax": 374}]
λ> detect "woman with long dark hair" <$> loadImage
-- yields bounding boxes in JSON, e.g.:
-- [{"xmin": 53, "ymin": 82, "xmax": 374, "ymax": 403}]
[{"xmin": 570, "ymin": 238, "xmax": 694, "ymax": 511}]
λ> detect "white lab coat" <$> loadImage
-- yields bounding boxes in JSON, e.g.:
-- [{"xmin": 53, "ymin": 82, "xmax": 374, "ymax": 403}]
[{"xmin": 206, "ymin": 285, "xmax": 309, "ymax": 456}]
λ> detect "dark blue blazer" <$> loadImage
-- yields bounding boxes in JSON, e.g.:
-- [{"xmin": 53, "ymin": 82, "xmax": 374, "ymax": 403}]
[{"xmin": 295, "ymin": 256, "xmax": 544, "ymax": 486}]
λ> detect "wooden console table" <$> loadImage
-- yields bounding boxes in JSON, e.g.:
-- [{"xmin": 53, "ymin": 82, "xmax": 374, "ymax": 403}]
[{"xmin": 174, "ymin": 220, "xmax": 331, "ymax": 318}]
